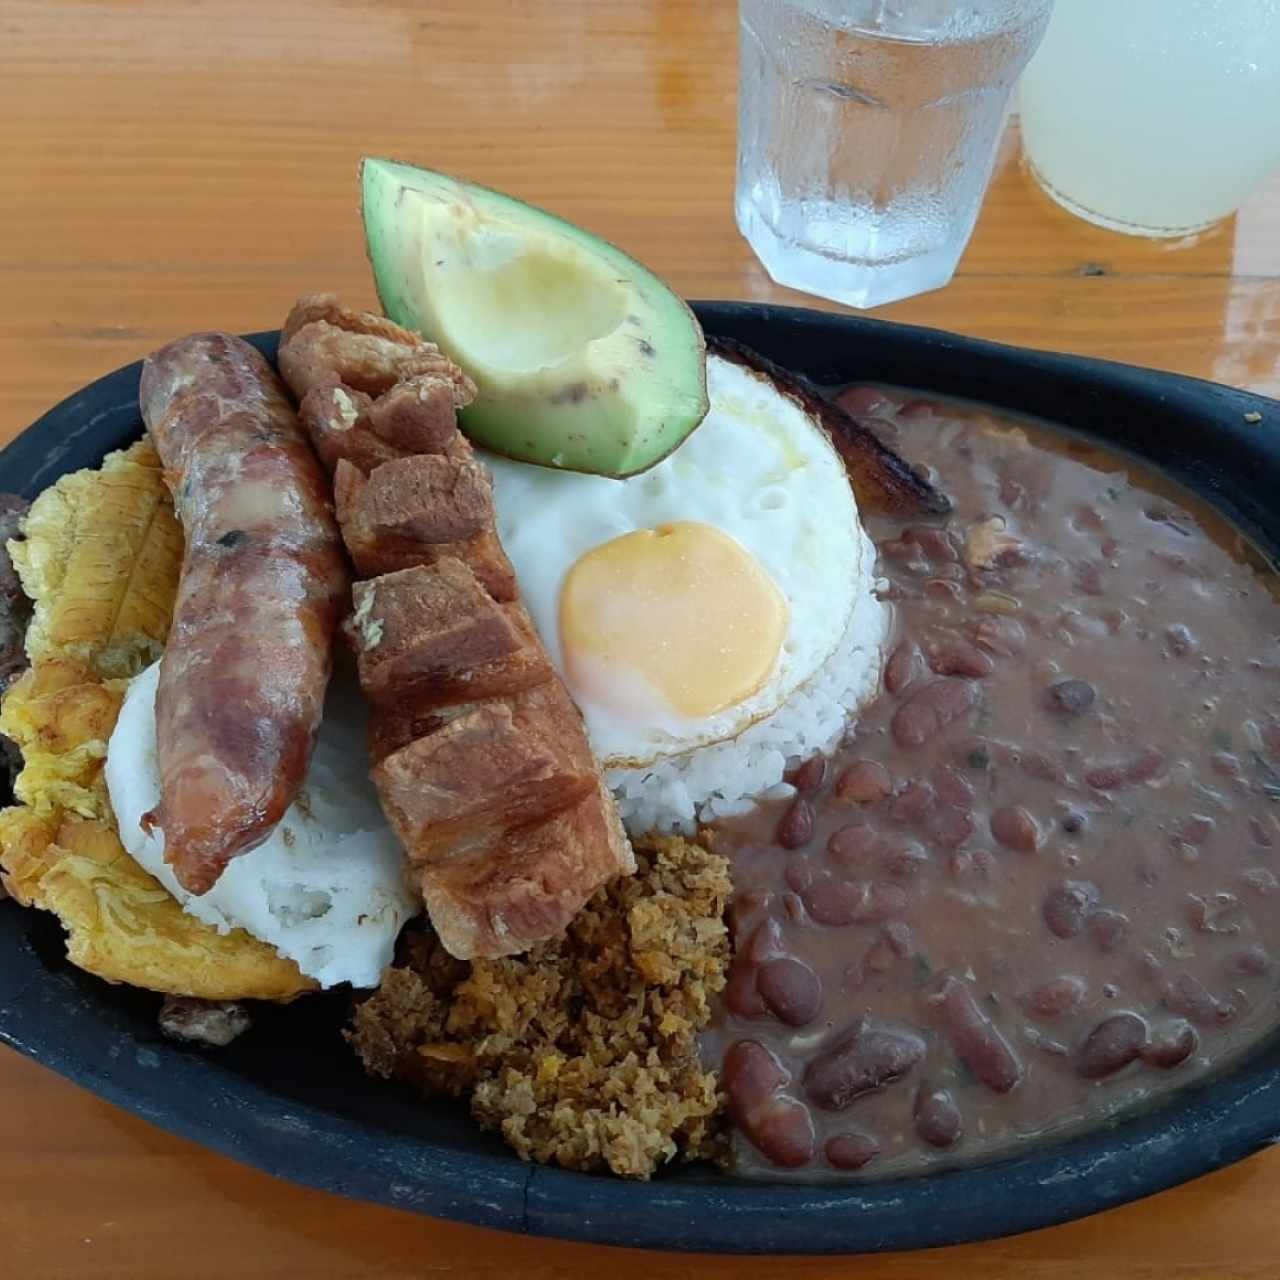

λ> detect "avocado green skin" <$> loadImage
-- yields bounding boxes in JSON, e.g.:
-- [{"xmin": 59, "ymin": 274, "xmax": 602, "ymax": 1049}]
[{"xmin": 360, "ymin": 157, "xmax": 709, "ymax": 478}]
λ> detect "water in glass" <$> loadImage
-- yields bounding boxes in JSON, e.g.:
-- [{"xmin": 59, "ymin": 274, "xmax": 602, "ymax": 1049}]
[{"xmin": 736, "ymin": 0, "xmax": 1053, "ymax": 308}]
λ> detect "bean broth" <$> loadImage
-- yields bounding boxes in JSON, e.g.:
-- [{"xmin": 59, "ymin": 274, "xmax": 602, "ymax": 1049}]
[{"xmin": 704, "ymin": 386, "xmax": 1280, "ymax": 1179}]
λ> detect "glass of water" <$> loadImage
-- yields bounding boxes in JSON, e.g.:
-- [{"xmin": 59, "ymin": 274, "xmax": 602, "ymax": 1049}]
[
  {"xmin": 736, "ymin": 0, "xmax": 1054, "ymax": 309},
  {"xmin": 1020, "ymin": 0, "xmax": 1280, "ymax": 238}
]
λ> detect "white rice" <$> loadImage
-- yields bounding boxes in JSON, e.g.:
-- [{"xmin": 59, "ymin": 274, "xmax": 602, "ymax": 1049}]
[
  {"xmin": 106, "ymin": 660, "xmax": 417, "ymax": 989},
  {"xmin": 607, "ymin": 569, "xmax": 889, "ymax": 834}
]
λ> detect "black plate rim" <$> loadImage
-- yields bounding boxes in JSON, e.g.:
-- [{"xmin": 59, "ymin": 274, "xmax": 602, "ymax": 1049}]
[{"xmin": 2, "ymin": 303, "xmax": 1279, "ymax": 1255}]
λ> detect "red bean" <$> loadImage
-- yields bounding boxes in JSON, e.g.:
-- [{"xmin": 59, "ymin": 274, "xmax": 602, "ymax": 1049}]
[
  {"xmin": 750, "ymin": 1099, "xmax": 817, "ymax": 1168},
  {"xmin": 1090, "ymin": 909, "xmax": 1130, "ymax": 953},
  {"xmin": 801, "ymin": 877, "xmax": 908, "ymax": 927},
  {"xmin": 892, "ymin": 679, "xmax": 980, "ymax": 748},
  {"xmin": 745, "ymin": 918, "xmax": 783, "ymax": 962},
  {"xmin": 757, "ymin": 958, "xmax": 823, "ymax": 1028},
  {"xmin": 884, "ymin": 641, "xmax": 922, "ymax": 695},
  {"xmin": 923, "ymin": 632, "xmax": 995, "ymax": 678},
  {"xmin": 914, "ymin": 1083, "xmax": 963, "ymax": 1148},
  {"xmin": 1046, "ymin": 679, "xmax": 1096, "ymax": 715},
  {"xmin": 905, "ymin": 526, "xmax": 959, "ymax": 562},
  {"xmin": 925, "ymin": 805, "xmax": 975, "ymax": 850},
  {"xmin": 882, "ymin": 537, "xmax": 928, "ymax": 567},
  {"xmin": 835, "ymin": 760, "xmax": 893, "ymax": 805},
  {"xmin": 1086, "ymin": 749, "xmax": 1165, "ymax": 790},
  {"xmin": 934, "ymin": 976, "xmax": 1023, "ymax": 1094},
  {"xmin": 1141, "ymin": 1021, "xmax": 1198, "ymax": 1069},
  {"xmin": 776, "ymin": 796, "xmax": 815, "ymax": 849},
  {"xmin": 825, "ymin": 1132, "xmax": 881, "ymax": 1170},
  {"xmin": 827, "ymin": 823, "xmax": 881, "ymax": 868},
  {"xmin": 723, "ymin": 1041, "xmax": 816, "ymax": 1168},
  {"xmin": 931, "ymin": 765, "xmax": 974, "ymax": 806},
  {"xmin": 1228, "ymin": 944, "xmax": 1271, "ymax": 977},
  {"xmin": 882, "ymin": 843, "xmax": 930, "ymax": 877},
  {"xmin": 882, "ymin": 920, "xmax": 915, "ymax": 956},
  {"xmin": 723, "ymin": 957, "xmax": 768, "ymax": 1018},
  {"xmin": 787, "ymin": 755, "xmax": 828, "ymax": 793},
  {"xmin": 1163, "ymin": 974, "xmax": 1234, "ymax": 1026},
  {"xmin": 990, "ymin": 805, "xmax": 1040, "ymax": 853},
  {"xmin": 890, "ymin": 780, "xmax": 935, "ymax": 823},
  {"xmin": 784, "ymin": 859, "xmax": 815, "ymax": 895},
  {"xmin": 724, "ymin": 1039, "xmax": 787, "ymax": 1110},
  {"xmin": 803, "ymin": 1023, "xmax": 927, "ymax": 1110},
  {"xmin": 972, "ymin": 615, "xmax": 1026, "ymax": 657},
  {"xmin": 1023, "ymin": 975, "xmax": 1087, "ymax": 1019},
  {"xmin": 1042, "ymin": 880, "xmax": 1101, "ymax": 939},
  {"xmin": 1076, "ymin": 1013, "xmax": 1148, "ymax": 1078},
  {"xmin": 926, "ymin": 768, "xmax": 972, "ymax": 849}
]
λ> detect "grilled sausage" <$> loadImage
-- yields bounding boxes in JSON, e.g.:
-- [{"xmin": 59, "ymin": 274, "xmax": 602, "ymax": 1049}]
[{"xmin": 139, "ymin": 333, "xmax": 348, "ymax": 894}]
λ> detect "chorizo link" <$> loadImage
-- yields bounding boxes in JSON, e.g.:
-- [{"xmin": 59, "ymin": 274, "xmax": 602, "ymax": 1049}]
[{"xmin": 139, "ymin": 333, "xmax": 348, "ymax": 894}]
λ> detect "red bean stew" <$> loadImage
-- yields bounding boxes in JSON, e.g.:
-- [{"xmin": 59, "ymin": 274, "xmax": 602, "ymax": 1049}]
[{"xmin": 703, "ymin": 386, "xmax": 1280, "ymax": 1178}]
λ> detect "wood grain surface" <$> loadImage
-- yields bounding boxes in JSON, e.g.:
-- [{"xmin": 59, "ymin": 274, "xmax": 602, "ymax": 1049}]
[{"xmin": 4, "ymin": 1, "xmax": 1280, "ymax": 1275}]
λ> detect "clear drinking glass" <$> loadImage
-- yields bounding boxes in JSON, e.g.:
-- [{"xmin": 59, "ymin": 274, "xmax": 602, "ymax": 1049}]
[
  {"xmin": 736, "ymin": 0, "xmax": 1054, "ymax": 309},
  {"xmin": 1020, "ymin": 0, "xmax": 1280, "ymax": 238}
]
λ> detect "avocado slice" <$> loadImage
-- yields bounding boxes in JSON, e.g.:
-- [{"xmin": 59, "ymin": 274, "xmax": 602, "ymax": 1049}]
[{"xmin": 361, "ymin": 157, "xmax": 709, "ymax": 477}]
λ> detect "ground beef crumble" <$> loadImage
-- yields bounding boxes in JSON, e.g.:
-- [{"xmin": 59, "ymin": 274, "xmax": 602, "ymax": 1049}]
[{"xmin": 348, "ymin": 834, "xmax": 731, "ymax": 1179}]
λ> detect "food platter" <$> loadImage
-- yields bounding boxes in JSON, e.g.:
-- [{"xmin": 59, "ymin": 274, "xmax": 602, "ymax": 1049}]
[{"xmin": 2, "ymin": 302, "xmax": 1280, "ymax": 1255}]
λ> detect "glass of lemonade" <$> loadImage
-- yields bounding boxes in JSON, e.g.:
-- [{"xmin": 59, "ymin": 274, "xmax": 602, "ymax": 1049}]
[
  {"xmin": 736, "ymin": 0, "xmax": 1054, "ymax": 310},
  {"xmin": 1020, "ymin": 0, "xmax": 1280, "ymax": 238}
]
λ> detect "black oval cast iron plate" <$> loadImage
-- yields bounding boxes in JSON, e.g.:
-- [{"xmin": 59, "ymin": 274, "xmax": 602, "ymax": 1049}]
[{"xmin": 2, "ymin": 303, "xmax": 1279, "ymax": 1255}]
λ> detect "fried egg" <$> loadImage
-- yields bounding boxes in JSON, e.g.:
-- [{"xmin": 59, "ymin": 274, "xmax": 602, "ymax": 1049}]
[
  {"xmin": 106, "ymin": 660, "xmax": 417, "ymax": 988},
  {"xmin": 487, "ymin": 353, "xmax": 871, "ymax": 769}
]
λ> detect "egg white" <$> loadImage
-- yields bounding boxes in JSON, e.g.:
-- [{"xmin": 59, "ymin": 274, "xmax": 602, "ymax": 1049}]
[{"xmin": 486, "ymin": 354, "xmax": 868, "ymax": 768}]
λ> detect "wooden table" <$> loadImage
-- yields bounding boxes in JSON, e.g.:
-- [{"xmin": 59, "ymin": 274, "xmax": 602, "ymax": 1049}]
[{"xmin": 4, "ymin": 2, "xmax": 1280, "ymax": 1275}]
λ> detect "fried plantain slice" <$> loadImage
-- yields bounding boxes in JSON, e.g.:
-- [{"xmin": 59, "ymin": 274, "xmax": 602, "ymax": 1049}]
[
  {"xmin": 11, "ymin": 439, "xmax": 184, "ymax": 678},
  {"xmin": 0, "ymin": 440, "xmax": 313, "ymax": 1000}
]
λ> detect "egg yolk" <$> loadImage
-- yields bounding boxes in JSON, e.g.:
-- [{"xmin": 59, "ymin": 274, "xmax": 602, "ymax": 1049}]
[{"xmin": 559, "ymin": 521, "xmax": 789, "ymax": 720}]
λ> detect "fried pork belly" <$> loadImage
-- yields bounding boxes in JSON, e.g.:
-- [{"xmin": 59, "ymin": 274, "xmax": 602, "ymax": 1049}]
[
  {"xmin": 0, "ymin": 440, "xmax": 313, "ymax": 1000},
  {"xmin": 334, "ymin": 456, "xmax": 517, "ymax": 599},
  {"xmin": 279, "ymin": 294, "xmax": 633, "ymax": 959},
  {"xmin": 349, "ymin": 834, "xmax": 730, "ymax": 1179}
]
